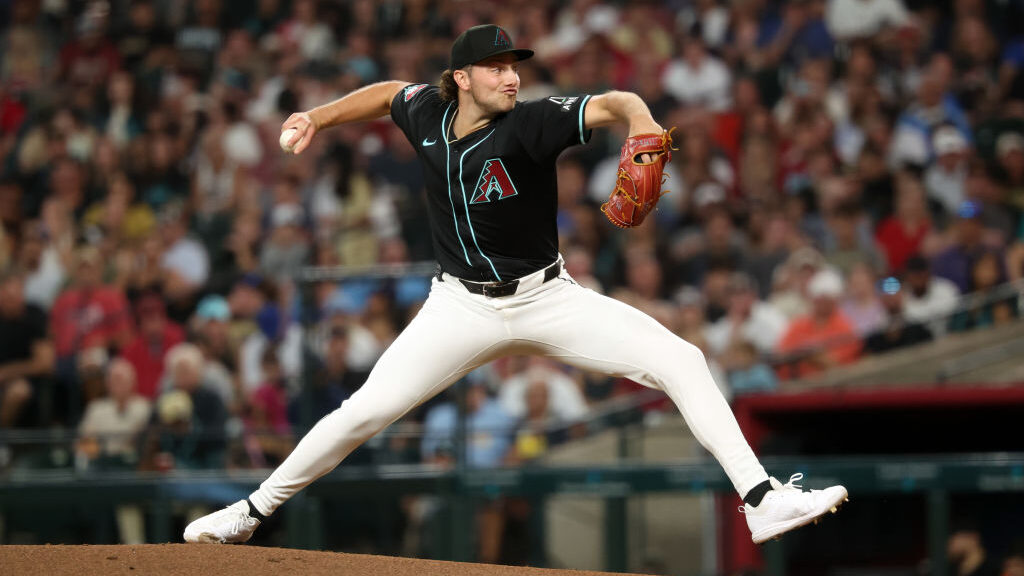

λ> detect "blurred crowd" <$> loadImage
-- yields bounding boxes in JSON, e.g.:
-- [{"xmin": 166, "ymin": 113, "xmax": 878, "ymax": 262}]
[{"xmin": 0, "ymin": 0, "xmax": 1022, "ymax": 485}]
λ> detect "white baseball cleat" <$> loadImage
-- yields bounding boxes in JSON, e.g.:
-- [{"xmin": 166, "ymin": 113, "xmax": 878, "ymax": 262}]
[
  {"xmin": 740, "ymin": 473, "xmax": 848, "ymax": 544},
  {"xmin": 183, "ymin": 500, "xmax": 261, "ymax": 544}
]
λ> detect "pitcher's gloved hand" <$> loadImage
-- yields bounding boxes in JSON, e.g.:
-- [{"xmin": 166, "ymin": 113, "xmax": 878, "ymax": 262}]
[{"xmin": 601, "ymin": 128, "xmax": 676, "ymax": 228}]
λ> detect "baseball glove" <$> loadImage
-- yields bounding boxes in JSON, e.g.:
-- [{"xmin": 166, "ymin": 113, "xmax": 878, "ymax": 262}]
[{"xmin": 601, "ymin": 128, "xmax": 676, "ymax": 228}]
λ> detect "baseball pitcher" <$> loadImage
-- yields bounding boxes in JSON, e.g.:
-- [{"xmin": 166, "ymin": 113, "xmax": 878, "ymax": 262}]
[{"xmin": 185, "ymin": 24, "xmax": 847, "ymax": 547}]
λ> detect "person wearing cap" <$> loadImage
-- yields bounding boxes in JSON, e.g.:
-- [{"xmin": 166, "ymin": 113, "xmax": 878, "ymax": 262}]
[
  {"xmin": 186, "ymin": 24, "xmax": 848, "ymax": 546},
  {"xmin": 776, "ymin": 268, "xmax": 862, "ymax": 379},
  {"xmin": 924, "ymin": 125, "xmax": 969, "ymax": 216}
]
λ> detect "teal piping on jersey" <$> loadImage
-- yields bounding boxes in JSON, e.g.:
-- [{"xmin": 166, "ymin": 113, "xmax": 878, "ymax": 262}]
[
  {"xmin": 458, "ymin": 128, "xmax": 501, "ymax": 280},
  {"xmin": 441, "ymin": 104, "xmax": 471, "ymax": 266},
  {"xmin": 578, "ymin": 95, "xmax": 592, "ymax": 144}
]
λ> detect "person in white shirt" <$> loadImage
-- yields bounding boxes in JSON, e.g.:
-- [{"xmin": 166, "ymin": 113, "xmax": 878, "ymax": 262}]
[
  {"xmin": 77, "ymin": 358, "xmax": 152, "ymax": 543},
  {"xmin": 901, "ymin": 255, "xmax": 960, "ymax": 336},
  {"xmin": 77, "ymin": 358, "xmax": 152, "ymax": 465},
  {"xmin": 661, "ymin": 30, "xmax": 732, "ymax": 111},
  {"xmin": 825, "ymin": 0, "xmax": 909, "ymax": 41},
  {"xmin": 499, "ymin": 359, "xmax": 589, "ymax": 424},
  {"xmin": 159, "ymin": 204, "xmax": 210, "ymax": 295},
  {"xmin": 924, "ymin": 126, "xmax": 969, "ymax": 216},
  {"xmin": 705, "ymin": 272, "xmax": 788, "ymax": 358}
]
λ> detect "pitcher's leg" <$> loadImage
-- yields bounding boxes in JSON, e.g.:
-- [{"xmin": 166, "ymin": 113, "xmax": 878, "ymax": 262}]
[
  {"xmin": 249, "ymin": 283, "xmax": 507, "ymax": 515},
  {"xmin": 517, "ymin": 283, "xmax": 768, "ymax": 496}
]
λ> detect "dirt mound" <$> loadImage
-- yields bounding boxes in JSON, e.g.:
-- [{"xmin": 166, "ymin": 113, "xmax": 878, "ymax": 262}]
[{"xmin": 0, "ymin": 544, "xmax": 648, "ymax": 576}]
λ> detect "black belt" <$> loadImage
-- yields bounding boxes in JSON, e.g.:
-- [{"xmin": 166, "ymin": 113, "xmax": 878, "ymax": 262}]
[{"xmin": 440, "ymin": 260, "xmax": 562, "ymax": 298}]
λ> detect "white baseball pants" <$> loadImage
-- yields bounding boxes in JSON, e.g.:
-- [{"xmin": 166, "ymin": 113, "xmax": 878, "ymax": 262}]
[{"xmin": 249, "ymin": 265, "xmax": 769, "ymax": 515}]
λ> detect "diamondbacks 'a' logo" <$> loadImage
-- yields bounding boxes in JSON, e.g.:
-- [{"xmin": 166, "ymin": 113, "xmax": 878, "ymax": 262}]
[
  {"xmin": 403, "ymin": 84, "xmax": 427, "ymax": 102},
  {"xmin": 471, "ymin": 159, "xmax": 518, "ymax": 204},
  {"xmin": 494, "ymin": 29, "xmax": 511, "ymax": 47},
  {"xmin": 547, "ymin": 96, "xmax": 579, "ymax": 112}
]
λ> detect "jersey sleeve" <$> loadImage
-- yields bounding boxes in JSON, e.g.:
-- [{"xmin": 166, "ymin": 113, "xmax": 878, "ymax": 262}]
[
  {"xmin": 390, "ymin": 84, "xmax": 444, "ymax": 144},
  {"xmin": 514, "ymin": 95, "xmax": 593, "ymax": 162}
]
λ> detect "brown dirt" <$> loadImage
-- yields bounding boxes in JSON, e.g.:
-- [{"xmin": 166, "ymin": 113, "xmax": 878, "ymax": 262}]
[{"xmin": 0, "ymin": 544, "xmax": 653, "ymax": 576}]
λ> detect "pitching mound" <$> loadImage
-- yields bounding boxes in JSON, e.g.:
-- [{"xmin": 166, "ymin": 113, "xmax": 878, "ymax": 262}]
[{"xmin": 0, "ymin": 544, "xmax": 649, "ymax": 576}]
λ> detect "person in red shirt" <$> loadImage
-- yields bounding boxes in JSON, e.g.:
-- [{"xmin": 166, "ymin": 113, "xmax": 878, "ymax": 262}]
[
  {"xmin": 50, "ymin": 247, "xmax": 134, "ymax": 420},
  {"xmin": 776, "ymin": 268, "xmax": 862, "ymax": 379},
  {"xmin": 875, "ymin": 171, "xmax": 932, "ymax": 274},
  {"xmin": 119, "ymin": 293, "xmax": 185, "ymax": 399}
]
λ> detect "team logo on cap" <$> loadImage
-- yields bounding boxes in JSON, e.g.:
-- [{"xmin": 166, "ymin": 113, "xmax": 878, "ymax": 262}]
[
  {"xmin": 403, "ymin": 84, "xmax": 427, "ymax": 102},
  {"xmin": 471, "ymin": 159, "xmax": 518, "ymax": 204},
  {"xmin": 494, "ymin": 28, "xmax": 511, "ymax": 47}
]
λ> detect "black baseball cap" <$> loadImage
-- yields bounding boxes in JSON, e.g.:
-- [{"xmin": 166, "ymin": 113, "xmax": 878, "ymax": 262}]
[{"xmin": 450, "ymin": 24, "xmax": 534, "ymax": 71}]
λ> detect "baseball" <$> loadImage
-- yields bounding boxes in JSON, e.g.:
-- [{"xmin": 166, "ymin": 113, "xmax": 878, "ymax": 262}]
[{"xmin": 279, "ymin": 127, "xmax": 299, "ymax": 152}]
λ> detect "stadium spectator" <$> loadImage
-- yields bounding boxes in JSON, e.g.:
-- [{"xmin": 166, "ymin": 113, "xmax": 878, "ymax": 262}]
[
  {"xmin": 75, "ymin": 356, "xmax": 150, "ymax": 544},
  {"xmin": 948, "ymin": 251, "xmax": 1017, "ymax": 331},
  {"xmin": 822, "ymin": 201, "xmax": 887, "ymax": 276},
  {"xmin": 864, "ymin": 277, "xmax": 933, "ymax": 354},
  {"xmin": 259, "ymin": 201, "xmax": 310, "ymax": 282},
  {"xmin": 722, "ymin": 339, "xmax": 778, "ymax": 397},
  {"xmin": 932, "ymin": 200, "xmax": 996, "ymax": 294},
  {"xmin": 825, "ymin": 0, "xmax": 909, "ymax": 42},
  {"xmin": 144, "ymin": 343, "xmax": 227, "ymax": 470},
  {"xmin": 995, "ymin": 131, "xmax": 1024, "ymax": 218},
  {"xmin": 119, "ymin": 293, "xmax": 185, "ymax": 400},
  {"xmin": 840, "ymin": 262, "xmax": 887, "ymax": 337},
  {"xmin": 508, "ymin": 378, "xmax": 569, "ymax": 465},
  {"xmin": 947, "ymin": 526, "xmax": 1000, "ymax": 576},
  {"xmin": 901, "ymin": 254, "xmax": 961, "ymax": 335},
  {"xmin": 875, "ymin": 171, "xmax": 933, "ymax": 274},
  {"xmin": 50, "ymin": 246, "xmax": 133, "ymax": 419},
  {"xmin": 769, "ymin": 247, "xmax": 825, "ymax": 320},
  {"xmin": 421, "ymin": 381, "xmax": 515, "ymax": 563},
  {"xmin": 17, "ymin": 216, "xmax": 67, "ymax": 311},
  {"xmin": 776, "ymin": 268, "xmax": 862, "ymax": 379},
  {"xmin": 704, "ymin": 272, "xmax": 787, "ymax": 357},
  {"xmin": 76, "ymin": 358, "xmax": 150, "ymax": 469},
  {"xmin": 661, "ymin": 26, "xmax": 732, "ymax": 111},
  {"xmin": 422, "ymin": 381, "xmax": 515, "ymax": 469},
  {"xmin": 243, "ymin": 348, "xmax": 293, "ymax": 468},
  {"xmin": 290, "ymin": 323, "xmax": 362, "ymax": 428},
  {"xmin": 158, "ymin": 202, "xmax": 210, "ymax": 313},
  {"xmin": 924, "ymin": 126, "xmax": 969, "ymax": 217},
  {"xmin": 0, "ymin": 269, "xmax": 54, "ymax": 428},
  {"xmin": 498, "ymin": 358, "xmax": 589, "ymax": 425}
]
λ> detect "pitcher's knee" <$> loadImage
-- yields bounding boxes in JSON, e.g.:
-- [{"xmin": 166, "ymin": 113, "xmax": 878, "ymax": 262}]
[
  {"xmin": 673, "ymin": 340, "xmax": 707, "ymax": 367},
  {"xmin": 328, "ymin": 400, "xmax": 399, "ymax": 443}
]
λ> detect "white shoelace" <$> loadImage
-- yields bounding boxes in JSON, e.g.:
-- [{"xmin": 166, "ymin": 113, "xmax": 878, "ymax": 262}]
[
  {"xmin": 738, "ymin": 473, "xmax": 805, "ymax": 514},
  {"xmin": 773, "ymin": 472, "xmax": 804, "ymax": 491}
]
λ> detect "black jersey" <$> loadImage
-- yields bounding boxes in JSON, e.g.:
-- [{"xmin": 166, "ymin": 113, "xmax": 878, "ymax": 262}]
[{"xmin": 390, "ymin": 84, "xmax": 592, "ymax": 282}]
